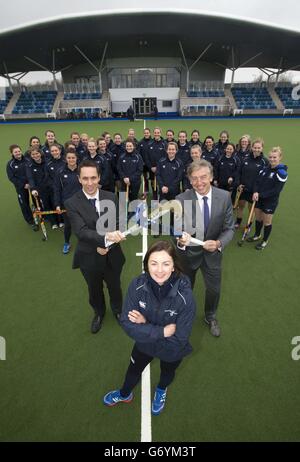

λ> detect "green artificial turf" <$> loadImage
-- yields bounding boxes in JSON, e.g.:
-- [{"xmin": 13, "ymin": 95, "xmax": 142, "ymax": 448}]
[{"xmin": 0, "ymin": 118, "xmax": 300, "ymax": 442}]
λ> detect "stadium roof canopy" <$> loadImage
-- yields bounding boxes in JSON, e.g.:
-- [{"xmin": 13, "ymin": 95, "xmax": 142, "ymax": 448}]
[{"xmin": 1, "ymin": 3, "xmax": 300, "ymax": 74}]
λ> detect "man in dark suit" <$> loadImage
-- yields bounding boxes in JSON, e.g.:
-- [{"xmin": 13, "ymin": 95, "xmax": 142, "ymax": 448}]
[
  {"xmin": 65, "ymin": 160, "xmax": 125, "ymax": 333},
  {"xmin": 175, "ymin": 159, "xmax": 234, "ymax": 337}
]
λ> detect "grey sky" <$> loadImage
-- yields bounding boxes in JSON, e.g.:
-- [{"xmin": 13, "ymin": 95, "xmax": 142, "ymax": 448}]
[
  {"xmin": 1, "ymin": 0, "xmax": 300, "ymax": 84},
  {"xmin": 1, "ymin": 0, "xmax": 300, "ymax": 33}
]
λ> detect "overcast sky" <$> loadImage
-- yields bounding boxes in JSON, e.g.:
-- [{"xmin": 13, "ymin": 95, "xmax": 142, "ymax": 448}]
[
  {"xmin": 1, "ymin": 0, "xmax": 300, "ymax": 84},
  {"xmin": 1, "ymin": 0, "xmax": 300, "ymax": 33}
]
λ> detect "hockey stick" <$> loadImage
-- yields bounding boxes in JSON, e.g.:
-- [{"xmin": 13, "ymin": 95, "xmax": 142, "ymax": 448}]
[
  {"xmin": 125, "ymin": 183, "xmax": 129, "ymax": 218},
  {"xmin": 28, "ymin": 190, "xmax": 40, "ymax": 229},
  {"xmin": 34, "ymin": 195, "xmax": 48, "ymax": 241},
  {"xmin": 233, "ymin": 185, "xmax": 243, "ymax": 209},
  {"xmin": 33, "ymin": 209, "xmax": 66, "ymax": 216},
  {"xmin": 105, "ymin": 200, "xmax": 183, "ymax": 247},
  {"xmin": 238, "ymin": 200, "xmax": 256, "ymax": 247}
]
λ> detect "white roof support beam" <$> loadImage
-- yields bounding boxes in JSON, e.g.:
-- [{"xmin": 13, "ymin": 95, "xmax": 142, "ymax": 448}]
[
  {"xmin": 179, "ymin": 41, "xmax": 212, "ymax": 91},
  {"xmin": 2, "ymin": 62, "xmax": 28, "ymax": 90},
  {"xmin": 24, "ymin": 51, "xmax": 71, "ymax": 91},
  {"xmin": 74, "ymin": 42, "xmax": 108, "ymax": 94}
]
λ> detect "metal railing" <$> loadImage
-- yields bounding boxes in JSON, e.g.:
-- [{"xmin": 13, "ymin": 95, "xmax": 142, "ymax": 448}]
[
  {"xmin": 188, "ymin": 81, "xmax": 225, "ymax": 91},
  {"xmin": 63, "ymin": 82, "xmax": 101, "ymax": 94}
]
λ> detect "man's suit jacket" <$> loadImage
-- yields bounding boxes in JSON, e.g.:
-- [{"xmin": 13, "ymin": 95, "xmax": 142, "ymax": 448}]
[
  {"xmin": 65, "ymin": 189, "xmax": 125, "ymax": 271},
  {"xmin": 175, "ymin": 187, "xmax": 234, "ymax": 270}
]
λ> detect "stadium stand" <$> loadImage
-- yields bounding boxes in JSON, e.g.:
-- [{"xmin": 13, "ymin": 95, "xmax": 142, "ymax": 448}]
[
  {"xmin": 275, "ymin": 86, "xmax": 300, "ymax": 109},
  {"xmin": 187, "ymin": 90, "xmax": 225, "ymax": 97},
  {"xmin": 231, "ymin": 86, "xmax": 276, "ymax": 110},
  {"xmin": 0, "ymin": 90, "xmax": 13, "ymax": 113},
  {"xmin": 63, "ymin": 92, "xmax": 102, "ymax": 100},
  {"xmin": 12, "ymin": 91, "xmax": 57, "ymax": 114}
]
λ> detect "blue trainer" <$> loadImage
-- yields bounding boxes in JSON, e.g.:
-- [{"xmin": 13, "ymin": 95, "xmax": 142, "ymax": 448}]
[
  {"xmin": 103, "ymin": 390, "xmax": 133, "ymax": 407},
  {"xmin": 151, "ymin": 387, "xmax": 167, "ymax": 415},
  {"xmin": 63, "ymin": 243, "xmax": 71, "ymax": 254}
]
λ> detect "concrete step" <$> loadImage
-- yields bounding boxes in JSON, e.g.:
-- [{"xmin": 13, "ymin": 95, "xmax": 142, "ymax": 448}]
[
  {"xmin": 268, "ymin": 86, "xmax": 284, "ymax": 110},
  {"xmin": 4, "ymin": 91, "xmax": 21, "ymax": 114}
]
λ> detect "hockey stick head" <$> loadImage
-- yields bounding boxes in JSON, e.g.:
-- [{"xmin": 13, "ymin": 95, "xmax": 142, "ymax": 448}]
[
  {"xmin": 126, "ymin": 199, "xmax": 183, "ymax": 237},
  {"xmin": 147, "ymin": 199, "xmax": 183, "ymax": 222}
]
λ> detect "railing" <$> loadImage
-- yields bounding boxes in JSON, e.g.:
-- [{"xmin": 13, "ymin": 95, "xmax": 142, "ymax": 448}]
[
  {"xmin": 63, "ymin": 82, "xmax": 101, "ymax": 94},
  {"xmin": 181, "ymin": 104, "xmax": 231, "ymax": 116},
  {"xmin": 189, "ymin": 81, "xmax": 225, "ymax": 91}
]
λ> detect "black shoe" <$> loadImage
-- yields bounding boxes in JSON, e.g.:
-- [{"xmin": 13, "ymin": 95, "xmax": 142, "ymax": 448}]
[
  {"xmin": 246, "ymin": 234, "xmax": 261, "ymax": 242},
  {"xmin": 32, "ymin": 223, "xmax": 39, "ymax": 232},
  {"xmin": 91, "ymin": 314, "xmax": 103, "ymax": 334},
  {"xmin": 204, "ymin": 318, "xmax": 221, "ymax": 337},
  {"xmin": 255, "ymin": 240, "xmax": 268, "ymax": 250}
]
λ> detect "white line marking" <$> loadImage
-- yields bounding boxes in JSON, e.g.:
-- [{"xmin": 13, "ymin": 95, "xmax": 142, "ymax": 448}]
[
  {"xmin": 140, "ymin": 168, "xmax": 152, "ymax": 442},
  {"xmin": 141, "ymin": 364, "xmax": 152, "ymax": 442}
]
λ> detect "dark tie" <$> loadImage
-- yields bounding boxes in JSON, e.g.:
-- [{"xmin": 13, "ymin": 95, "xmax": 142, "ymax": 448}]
[
  {"xmin": 203, "ymin": 196, "xmax": 210, "ymax": 234},
  {"xmin": 89, "ymin": 198, "xmax": 98, "ymax": 215}
]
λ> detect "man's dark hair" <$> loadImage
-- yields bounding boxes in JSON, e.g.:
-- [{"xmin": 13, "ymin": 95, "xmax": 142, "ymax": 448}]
[{"xmin": 78, "ymin": 160, "xmax": 100, "ymax": 176}]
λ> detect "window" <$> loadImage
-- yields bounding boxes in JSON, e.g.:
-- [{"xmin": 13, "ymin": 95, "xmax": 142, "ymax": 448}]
[{"xmin": 162, "ymin": 101, "xmax": 172, "ymax": 108}]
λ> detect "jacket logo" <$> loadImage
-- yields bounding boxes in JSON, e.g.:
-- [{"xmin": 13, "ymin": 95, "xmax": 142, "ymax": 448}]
[
  {"xmin": 64, "ymin": 175, "xmax": 68, "ymax": 178},
  {"xmin": 164, "ymin": 309, "xmax": 178, "ymax": 316},
  {"xmin": 139, "ymin": 301, "xmax": 146, "ymax": 309}
]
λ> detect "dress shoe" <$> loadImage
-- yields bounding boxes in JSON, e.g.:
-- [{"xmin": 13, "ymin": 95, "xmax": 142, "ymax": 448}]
[
  {"xmin": 204, "ymin": 318, "xmax": 221, "ymax": 337},
  {"xmin": 91, "ymin": 314, "xmax": 102, "ymax": 334}
]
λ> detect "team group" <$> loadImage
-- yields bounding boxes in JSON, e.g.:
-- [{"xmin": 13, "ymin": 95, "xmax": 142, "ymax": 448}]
[
  {"xmin": 6, "ymin": 125, "xmax": 288, "ymax": 415},
  {"xmin": 7, "ymin": 125, "xmax": 288, "ymax": 254}
]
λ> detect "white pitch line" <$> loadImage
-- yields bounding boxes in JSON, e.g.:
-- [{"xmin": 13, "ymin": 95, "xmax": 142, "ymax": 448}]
[
  {"xmin": 141, "ymin": 363, "xmax": 152, "ymax": 442},
  {"xmin": 138, "ymin": 141, "xmax": 152, "ymax": 441}
]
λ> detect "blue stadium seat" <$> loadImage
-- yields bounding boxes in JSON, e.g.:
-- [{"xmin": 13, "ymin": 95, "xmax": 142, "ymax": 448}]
[
  {"xmin": 232, "ymin": 87, "xmax": 276, "ymax": 109},
  {"xmin": 275, "ymin": 86, "xmax": 300, "ymax": 109},
  {"xmin": 13, "ymin": 91, "xmax": 57, "ymax": 114},
  {"xmin": 63, "ymin": 92, "xmax": 102, "ymax": 100}
]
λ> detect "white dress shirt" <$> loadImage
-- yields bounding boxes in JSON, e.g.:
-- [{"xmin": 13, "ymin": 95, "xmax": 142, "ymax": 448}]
[
  {"xmin": 82, "ymin": 189, "xmax": 100, "ymax": 215},
  {"xmin": 195, "ymin": 187, "xmax": 212, "ymax": 218}
]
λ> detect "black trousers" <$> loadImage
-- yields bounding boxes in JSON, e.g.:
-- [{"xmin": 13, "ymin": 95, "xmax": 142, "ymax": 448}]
[
  {"xmin": 17, "ymin": 188, "xmax": 33, "ymax": 224},
  {"xmin": 39, "ymin": 190, "xmax": 56, "ymax": 225},
  {"xmin": 63, "ymin": 212, "xmax": 72, "ymax": 243},
  {"xmin": 80, "ymin": 264, "xmax": 123, "ymax": 318},
  {"xmin": 120, "ymin": 344, "xmax": 182, "ymax": 397},
  {"xmin": 181, "ymin": 257, "xmax": 221, "ymax": 322}
]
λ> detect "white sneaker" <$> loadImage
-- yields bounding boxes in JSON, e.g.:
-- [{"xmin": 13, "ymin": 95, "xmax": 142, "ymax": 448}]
[
  {"xmin": 59, "ymin": 223, "xmax": 64, "ymax": 228},
  {"xmin": 52, "ymin": 224, "xmax": 59, "ymax": 230}
]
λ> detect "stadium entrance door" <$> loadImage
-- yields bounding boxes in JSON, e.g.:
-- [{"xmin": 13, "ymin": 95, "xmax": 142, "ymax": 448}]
[{"xmin": 133, "ymin": 97, "xmax": 156, "ymax": 116}]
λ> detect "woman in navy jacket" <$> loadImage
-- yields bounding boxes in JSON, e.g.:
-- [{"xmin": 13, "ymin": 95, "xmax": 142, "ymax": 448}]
[
  {"xmin": 247, "ymin": 146, "xmax": 288, "ymax": 250},
  {"xmin": 103, "ymin": 240, "xmax": 196, "ymax": 415}
]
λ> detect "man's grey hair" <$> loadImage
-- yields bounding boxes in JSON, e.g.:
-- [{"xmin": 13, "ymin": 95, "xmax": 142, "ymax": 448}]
[{"xmin": 187, "ymin": 159, "xmax": 213, "ymax": 177}]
